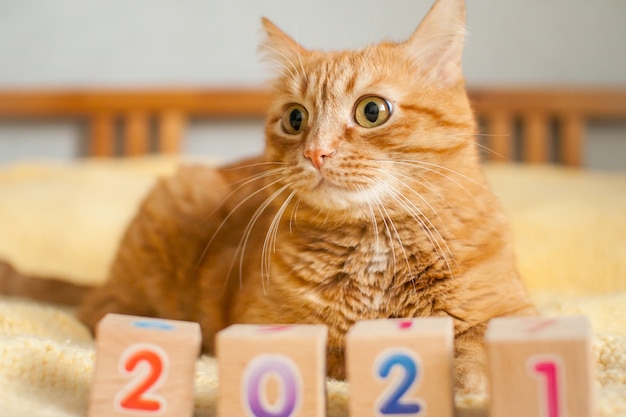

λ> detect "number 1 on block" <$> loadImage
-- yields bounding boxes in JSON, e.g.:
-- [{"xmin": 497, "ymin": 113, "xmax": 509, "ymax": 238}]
[
  {"xmin": 528, "ymin": 355, "xmax": 564, "ymax": 417},
  {"xmin": 485, "ymin": 316, "xmax": 593, "ymax": 417}
]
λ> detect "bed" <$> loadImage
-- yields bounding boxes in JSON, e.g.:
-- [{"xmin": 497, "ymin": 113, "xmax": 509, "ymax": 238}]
[{"xmin": 0, "ymin": 88, "xmax": 625, "ymax": 416}]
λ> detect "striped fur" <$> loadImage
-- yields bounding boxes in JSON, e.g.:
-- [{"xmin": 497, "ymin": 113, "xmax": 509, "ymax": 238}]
[{"xmin": 71, "ymin": 0, "xmax": 536, "ymax": 392}]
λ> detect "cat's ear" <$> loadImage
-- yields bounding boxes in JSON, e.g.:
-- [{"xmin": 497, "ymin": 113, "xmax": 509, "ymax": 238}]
[
  {"xmin": 260, "ymin": 18, "xmax": 310, "ymax": 69},
  {"xmin": 404, "ymin": 0, "xmax": 466, "ymax": 87}
]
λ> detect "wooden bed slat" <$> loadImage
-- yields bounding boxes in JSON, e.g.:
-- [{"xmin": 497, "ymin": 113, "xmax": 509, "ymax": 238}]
[
  {"xmin": 522, "ymin": 113, "xmax": 549, "ymax": 163},
  {"xmin": 158, "ymin": 111, "xmax": 185, "ymax": 154},
  {"xmin": 1, "ymin": 88, "xmax": 625, "ymax": 165},
  {"xmin": 89, "ymin": 114, "xmax": 115, "ymax": 157},
  {"xmin": 485, "ymin": 111, "xmax": 514, "ymax": 162},
  {"xmin": 469, "ymin": 89, "xmax": 626, "ymax": 117},
  {"xmin": 123, "ymin": 112, "xmax": 150, "ymax": 156},
  {"xmin": 560, "ymin": 114, "xmax": 584, "ymax": 167},
  {"xmin": 0, "ymin": 90, "xmax": 271, "ymax": 117}
]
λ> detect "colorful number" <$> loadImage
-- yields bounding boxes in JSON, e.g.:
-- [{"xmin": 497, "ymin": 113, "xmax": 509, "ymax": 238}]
[
  {"xmin": 242, "ymin": 354, "xmax": 302, "ymax": 417},
  {"xmin": 375, "ymin": 349, "xmax": 423, "ymax": 415},
  {"xmin": 114, "ymin": 344, "xmax": 169, "ymax": 414},
  {"xmin": 528, "ymin": 355, "xmax": 564, "ymax": 417}
]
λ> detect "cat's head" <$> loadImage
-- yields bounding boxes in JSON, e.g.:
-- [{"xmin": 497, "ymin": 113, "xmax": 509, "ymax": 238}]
[{"xmin": 261, "ymin": 0, "xmax": 478, "ymax": 219}]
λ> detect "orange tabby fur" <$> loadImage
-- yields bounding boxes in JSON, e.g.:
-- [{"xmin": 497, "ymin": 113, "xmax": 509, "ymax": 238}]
[{"xmin": 4, "ymin": 0, "xmax": 536, "ymax": 393}]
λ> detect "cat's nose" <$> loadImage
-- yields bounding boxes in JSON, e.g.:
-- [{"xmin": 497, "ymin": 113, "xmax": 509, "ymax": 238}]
[{"xmin": 304, "ymin": 147, "xmax": 336, "ymax": 170}]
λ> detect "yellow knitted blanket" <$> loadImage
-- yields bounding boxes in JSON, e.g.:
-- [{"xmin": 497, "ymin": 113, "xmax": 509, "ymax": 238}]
[{"xmin": 0, "ymin": 158, "xmax": 625, "ymax": 416}]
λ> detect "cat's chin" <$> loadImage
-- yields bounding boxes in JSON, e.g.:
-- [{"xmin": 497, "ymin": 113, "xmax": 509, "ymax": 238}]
[{"xmin": 299, "ymin": 179, "xmax": 386, "ymax": 217}]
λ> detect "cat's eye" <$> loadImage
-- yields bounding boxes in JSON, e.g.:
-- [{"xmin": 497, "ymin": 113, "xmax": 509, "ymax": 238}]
[
  {"xmin": 281, "ymin": 104, "xmax": 309, "ymax": 135},
  {"xmin": 354, "ymin": 96, "xmax": 392, "ymax": 128}
]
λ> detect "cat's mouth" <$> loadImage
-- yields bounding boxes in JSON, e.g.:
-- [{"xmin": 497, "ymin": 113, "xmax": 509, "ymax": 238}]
[
  {"xmin": 303, "ymin": 176, "xmax": 384, "ymax": 213},
  {"xmin": 315, "ymin": 178, "xmax": 349, "ymax": 192},
  {"xmin": 313, "ymin": 177, "xmax": 367, "ymax": 197}
]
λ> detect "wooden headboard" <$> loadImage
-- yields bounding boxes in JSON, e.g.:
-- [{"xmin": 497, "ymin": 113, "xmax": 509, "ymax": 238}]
[{"xmin": 1, "ymin": 88, "xmax": 625, "ymax": 167}]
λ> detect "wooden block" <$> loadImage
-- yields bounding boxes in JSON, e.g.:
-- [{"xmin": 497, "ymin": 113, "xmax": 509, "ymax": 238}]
[
  {"xmin": 346, "ymin": 317, "xmax": 454, "ymax": 417},
  {"xmin": 88, "ymin": 313, "xmax": 201, "ymax": 417},
  {"xmin": 485, "ymin": 316, "xmax": 594, "ymax": 417},
  {"xmin": 216, "ymin": 324, "xmax": 328, "ymax": 417}
]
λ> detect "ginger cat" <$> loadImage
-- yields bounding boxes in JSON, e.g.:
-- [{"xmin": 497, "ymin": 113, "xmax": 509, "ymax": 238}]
[{"xmin": 2, "ymin": 0, "xmax": 536, "ymax": 393}]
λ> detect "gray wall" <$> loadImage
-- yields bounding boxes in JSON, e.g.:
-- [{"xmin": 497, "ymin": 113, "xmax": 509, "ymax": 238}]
[{"xmin": 1, "ymin": 0, "xmax": 625, "ymax": 168}]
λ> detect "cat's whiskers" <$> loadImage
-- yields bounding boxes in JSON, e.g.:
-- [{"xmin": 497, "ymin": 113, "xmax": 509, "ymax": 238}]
[
  {"xmin": 262, "ymin": 189, "xmax": 297, "ymax": 289},
  {"xmin": 256, "ymin": 61, "xmax": 300, "ymax": 90},
  {"xmin": 370, "ymin": 176, "xmax": 455, "ymax": 285},
  {"xmin": 370, "ymin": 190, "xmax": 406, "ymax": 285},
  {"xmin": 259, "ymin": 44, "xmax": 303, "ymax": 88},
  {"xmin": 392, "ymin": 181, "xmax": 454, "ymax": 275},
  {"xmin": 399, "ymin": 207, "xmax": 454, "ymax": 287},
  {"xmin": 198, "ymin": 168, "xmax": 288, "ymax": 272},
  {"xmin": 401, "ymin": 173, "xmax": 446, "ymax": 202},
  {"xmin": 370, "ymin": 178, "xmax": 425, "ymax": 280},
  {"xmin": 371, "ymin": 166, "xmax": 450, "ymax": 209},
  {"xmin": 359, "ymin": 0, "xmax": 381, "ymax": 75},
  {"xmin": 444, "ymin": 133, "xmax": 512, "ymax": 161},
  {"xmin": 200, "ymin": 165, "xmax": 287, "ymax": 225},
  {"xmin": 259, "ymin": 43, "xmax": 300, "ymax": 72},
  {"xmin": 289, "ymin": 196, "xmax": 301, "ymax": 236},
  {"xmin": 223, "ymin": 160, "xmax": 289, "ymax": 172},
  {"xmin": 388, "ymin": 159, "xmax": 487, "ymax": 202},
  {"xmin": 409, "ymin": 159, "xmax": 491, "ymax": 191},
  {"xmin": 231, "ymin": 182, "xmax": 294, "ymax": 293},
  {"xmin": 374, "ymin": 158, "xmax": 473, "ymax": 199},
  {"xmin": 372, "ymin": 167, "xmax": 455, "ymax": 250},
  {"xmin": 293, "ymin": 33, "xmax": 309, "ymax": 88},
  {"xmin": 360, "ymin": 184, "xmax": 381, "ymax": 252}
]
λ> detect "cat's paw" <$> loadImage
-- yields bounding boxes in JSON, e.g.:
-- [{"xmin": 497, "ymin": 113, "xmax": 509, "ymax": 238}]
[{"xmin": 454, "ymin": 359, "xmax": 487, "ymax": 394}]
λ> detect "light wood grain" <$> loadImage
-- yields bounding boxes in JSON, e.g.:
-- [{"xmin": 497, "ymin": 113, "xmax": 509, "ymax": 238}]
[
  {"xmin": 523, "ymin": 112, "xmax": 549, "ymax": 163},
  {"xmin": 216, "ymin": 324, "xmax": 327, "ymax": 417},
  {"xmin": 346, "ymin": 317, "xmax": 454, "ymax": 417},
  {"xmin": 485, "ymin": 316, "xmax": 594, "ymax": 417},
  {"xmin": 88, "ymin": 313, "xmax": 201, "ymax": 417},
  {"xmin": 158, "ymin": 111, "xmax": 185, "ymax": 154},
  {"xmin": 89, "ymin": 114, "xmax": 115, "ymax": 157},
  {"xmin": 123, "ymin": 112, "xmax": 150, "ymax": 156},
  {"xmin": 485, "ymin": 111, "xmax": 514, "ymax": 162}
]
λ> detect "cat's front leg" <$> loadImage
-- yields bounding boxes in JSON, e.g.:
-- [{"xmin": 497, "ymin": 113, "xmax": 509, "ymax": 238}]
[
  {"xmin": 453, "ymin": 321, "xmax": 488, "ymax": 394},
  {"xmin": 326, "ymin": 346, "xmax": 346, "ymax": 380}
]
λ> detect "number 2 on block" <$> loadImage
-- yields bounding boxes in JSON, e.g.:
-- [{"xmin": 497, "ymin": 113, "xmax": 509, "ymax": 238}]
[
  {"xmin": 528, "ymin": 355, "xmax": 564, "ymax": 417},
  {"xmin": 114, "ymin": 343, "xmax": 169, "ymax": 414},
  {"xmin": 375, "ymin": 349, "xmax": 423, "ymax": 416}
]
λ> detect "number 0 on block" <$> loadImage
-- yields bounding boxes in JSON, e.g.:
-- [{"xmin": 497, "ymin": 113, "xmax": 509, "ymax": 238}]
[{"xmin": 216, "ymin": 324, "xmax": 328, "ymax": 417}]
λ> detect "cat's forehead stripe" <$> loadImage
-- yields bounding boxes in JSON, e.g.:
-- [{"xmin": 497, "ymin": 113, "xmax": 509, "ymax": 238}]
[
  {"xmin": 298, "ymin": 72, "xmax": 308, "ymax": 98},
  {"xmin": 401, "ymin": 103, "xmax": 472, "ymax": 131},
  {"xmin": 301, "ymin": 55, "xmax": 361, "ymax": 110},
  {"xmin": 344, "ymin": 69, "xmax": 358, "ymax": 96},
  {"xmin": 316, "ymin": 60, "xmax": 338, "ymax": 108}
]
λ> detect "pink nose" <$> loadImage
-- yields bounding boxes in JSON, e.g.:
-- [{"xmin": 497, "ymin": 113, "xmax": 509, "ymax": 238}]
[{"xmin": 304, "ymin": 147, "xmax": 336, "ymax": 170}]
